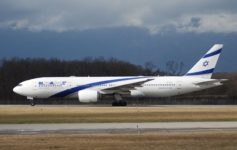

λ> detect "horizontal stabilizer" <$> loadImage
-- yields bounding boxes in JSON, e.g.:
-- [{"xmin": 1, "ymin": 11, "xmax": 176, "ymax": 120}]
[{"xmin": 194, "ymin": 79, "xmax": 228, "ymax": 86}]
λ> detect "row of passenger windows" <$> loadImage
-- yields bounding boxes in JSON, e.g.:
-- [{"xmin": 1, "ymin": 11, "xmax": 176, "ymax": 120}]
[
  {"xmin": 144, "ymin": 84, "xmax": 176, "ymax": 86},
  {"xmin": 97, "ymin": 84, "xmax": 113, "ymax": 87}
]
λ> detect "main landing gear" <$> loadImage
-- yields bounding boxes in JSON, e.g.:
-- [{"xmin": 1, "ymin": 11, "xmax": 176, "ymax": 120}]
[
  {"xmin": 112, "ymin": 94, "xmax": 127, "ymax": 106},
  {"xmin": 27, "ymin": 97, "xmax": 35, "ymax": 106},
  {"xmin": 112, "ymin": 100, "xmax": 127, "ymax": 106}
]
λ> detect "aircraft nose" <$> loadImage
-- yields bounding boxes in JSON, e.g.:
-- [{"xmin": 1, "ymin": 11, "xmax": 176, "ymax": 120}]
[{"xmin": 13, "ymin": 86, "xmax": 20, "ymax": 94}]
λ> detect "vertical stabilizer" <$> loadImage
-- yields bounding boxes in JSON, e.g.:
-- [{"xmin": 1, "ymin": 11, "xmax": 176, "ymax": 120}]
[{"xmin": 185, "ymin": 44, "xmax": 223, "ymax": 79}]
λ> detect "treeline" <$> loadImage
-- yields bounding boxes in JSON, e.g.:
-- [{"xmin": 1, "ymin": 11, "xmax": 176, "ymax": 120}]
[{"xmin": 0, "ymin": 58, "xmax": 236, "ymax": 104}]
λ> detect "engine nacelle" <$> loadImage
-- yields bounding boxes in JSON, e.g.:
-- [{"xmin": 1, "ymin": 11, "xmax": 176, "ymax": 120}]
[
  {"xmin": 130, "ymin": 90, "xmax": 144, "ymax": 97},
  {"xmin": 78, "ymin": 90, "xmax": 100, "ymax": 103}
]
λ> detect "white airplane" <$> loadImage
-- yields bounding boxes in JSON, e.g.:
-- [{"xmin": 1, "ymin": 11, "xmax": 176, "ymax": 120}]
[{"xmin": 13, "ymin": 44, "xmax": 226, "ymax": 106}]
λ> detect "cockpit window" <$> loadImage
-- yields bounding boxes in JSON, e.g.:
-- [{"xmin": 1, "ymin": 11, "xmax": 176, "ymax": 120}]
[{"xmin": 17, "ymin": 84, "xmax": 23, "ymax": 86}]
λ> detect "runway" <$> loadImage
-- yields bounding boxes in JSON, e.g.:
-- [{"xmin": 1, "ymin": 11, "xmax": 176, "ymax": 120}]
[{"xmin": 1, "ymin": 122, "xmax": 237, "ymax": 134}]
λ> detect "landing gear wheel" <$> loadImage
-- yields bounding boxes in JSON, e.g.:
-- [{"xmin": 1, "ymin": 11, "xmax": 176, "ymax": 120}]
[
  {"xmin": 112, "ymin": 100, "xmax": 127, "ymax": 106},
  {"xmin": 30, "ymin": 99, "xmax": 35, "ymax": 106}
]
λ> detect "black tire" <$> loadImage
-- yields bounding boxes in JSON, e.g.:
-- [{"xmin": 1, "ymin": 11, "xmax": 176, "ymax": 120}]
[
  {"xmin": 112, "ymin": 100, "xmax": 127, "ymax": 107},
  {"xmin": 120, "ymin": 101, "xmax": 127, "ymax": 106},
  {"xmin": 30, "ymin": 100, "xmax": 35, "ymax": 106},
  {"xmin": 112, "ymin": 101, "xmax": 118, "ymax": 106}
]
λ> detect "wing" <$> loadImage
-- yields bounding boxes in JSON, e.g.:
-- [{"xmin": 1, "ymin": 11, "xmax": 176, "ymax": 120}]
[
  {"xmin": 100, "ymin": 78, "xmax": 153, "ymax": 95},
  {"xmin": 194, "ymin": 79, "xmax": 228, "ymax": 87}
]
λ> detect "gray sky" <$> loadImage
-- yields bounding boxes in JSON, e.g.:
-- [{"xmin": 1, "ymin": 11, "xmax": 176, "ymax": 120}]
[
  {"xmin": 1, "ymin": 0, "xmax": 237, "ymax": 33},
  {"xmin": 0, "ymin": 0, "xmax": 236, "ymax": 72}
]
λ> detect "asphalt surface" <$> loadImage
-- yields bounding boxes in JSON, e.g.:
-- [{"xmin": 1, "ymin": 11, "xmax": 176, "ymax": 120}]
[{"xmin": 1, "ymin": 122, "xmax": 237, "ymax": 134}]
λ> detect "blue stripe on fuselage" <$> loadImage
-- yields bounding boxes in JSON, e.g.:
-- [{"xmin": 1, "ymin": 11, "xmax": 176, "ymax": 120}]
[
  {"xmin": 50, "ymin": 76, "xmax": 146, "ymax": 98},
  {"xmin": 203, "ymin": 49, "xmax": 222, "ymax": 58}
]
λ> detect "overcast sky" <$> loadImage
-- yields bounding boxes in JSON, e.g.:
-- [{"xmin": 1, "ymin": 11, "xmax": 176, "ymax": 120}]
[
  {"xmin": 0, "ymin": 0, "xmax": 236, "ymax": 72},
  {"xmin": 1, "ymin": 0, "xmax": 237, "ymax": 33}
]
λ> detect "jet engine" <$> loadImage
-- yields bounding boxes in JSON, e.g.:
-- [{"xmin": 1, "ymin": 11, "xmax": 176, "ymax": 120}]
[
  {"xmin": 78, "ymin": 90, "xmax": 101, "ymax": 103},
  {"xmin": 130, "ymin": 90, "xmax": 144, "ymax": 97}
]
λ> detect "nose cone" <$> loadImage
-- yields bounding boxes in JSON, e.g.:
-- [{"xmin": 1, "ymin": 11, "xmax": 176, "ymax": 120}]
[
  {"xmin": 13, "ymin": 81, "xmax": 34, "ymax": 97},
  {"xmin": 13, "ymin": 86, "xmax": 20, "ymax": 94}
]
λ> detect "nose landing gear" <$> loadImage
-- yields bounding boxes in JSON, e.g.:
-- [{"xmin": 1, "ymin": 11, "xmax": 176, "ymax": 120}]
[{"xmin": 27, "ymin": 97, "xmax": 35, "ymax": 106}]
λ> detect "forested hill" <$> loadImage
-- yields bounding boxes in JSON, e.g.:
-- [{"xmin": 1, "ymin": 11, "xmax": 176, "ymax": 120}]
[{"xmin": 0, "ymin": 58, "xmax": 236, "ymax": 104}]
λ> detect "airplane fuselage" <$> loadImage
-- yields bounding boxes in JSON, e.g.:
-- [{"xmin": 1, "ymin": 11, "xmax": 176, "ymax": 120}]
[{"xmin": 13, "ymin": 76, "xmax": 221, "ymax": 99}]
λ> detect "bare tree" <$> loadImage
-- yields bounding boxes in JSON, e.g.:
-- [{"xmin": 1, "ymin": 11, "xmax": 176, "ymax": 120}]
[{"xmin": 166, "ymin": 61, "xmax": 184, "ymax": 75}]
